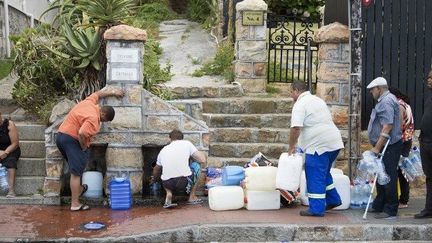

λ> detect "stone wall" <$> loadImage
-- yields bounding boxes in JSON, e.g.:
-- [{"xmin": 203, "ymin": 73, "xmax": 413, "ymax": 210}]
[
  {"xmin": 233, "ymin": 0, "xmax": 267, "ymax": 93},
  {"xmin": 314, "ymin": 22, "xmax": 350, "ymax": 170},
  {"xmin": 43, "ymin": 25, "xmax": 209, "ymax": 199}
]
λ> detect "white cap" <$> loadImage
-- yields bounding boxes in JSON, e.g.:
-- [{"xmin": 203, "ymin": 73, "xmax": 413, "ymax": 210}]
[{"xmin": 367, "ymin": 77, "xmax": 387, "ymax": 89}]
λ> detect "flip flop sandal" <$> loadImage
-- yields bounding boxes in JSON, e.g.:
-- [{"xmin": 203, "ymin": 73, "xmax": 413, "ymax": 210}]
[
  {"xmin": 71, "ymin": 204, "xmax": 90, "ymax": 211},
  {"xmin": 163, "ymin": 202, "xmax": 178, "ymax": 209},
  {"xmin": 80, "ymin": 184, "xmax": 88, "ymax": 197},
  {"xmin": 6, "ymin": 192, "xmax": 16, "ymax": 198},
  {"xmin": 186, "ymin": 198, "xmax": 203, "ymax": 205}
]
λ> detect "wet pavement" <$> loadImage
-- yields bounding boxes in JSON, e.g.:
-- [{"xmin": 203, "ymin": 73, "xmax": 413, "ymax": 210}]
[{"xmin": 0, "ymin": 197, "xmax": 431, "ymax": 242}]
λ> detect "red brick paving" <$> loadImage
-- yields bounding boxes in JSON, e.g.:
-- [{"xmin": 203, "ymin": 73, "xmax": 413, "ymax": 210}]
[{"xmin": 0, "ymin": 199, "xmax": 429, "ymax": 241}]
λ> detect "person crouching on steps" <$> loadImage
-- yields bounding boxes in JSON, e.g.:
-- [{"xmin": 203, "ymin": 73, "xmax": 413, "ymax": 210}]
[
  {"xmin": 56, "ymin": 87, "xmax": 124, "ymax": 211},
  {"xmin": 288, "ymin": 81, "xmax": 344, "ymax": 217},
  {"xmin": 151, "ymin": 129, "xmax": 207, "ymax": 209}
]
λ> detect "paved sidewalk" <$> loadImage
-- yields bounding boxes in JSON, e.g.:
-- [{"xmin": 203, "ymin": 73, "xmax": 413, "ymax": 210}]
[{"xmin": 0, "ymin": 197, "xmax": 431, "ymax": 242}]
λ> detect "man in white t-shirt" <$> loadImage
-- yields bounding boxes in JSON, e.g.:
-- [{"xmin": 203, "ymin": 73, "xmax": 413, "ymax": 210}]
[
  {"xmin": 288, "ymin": 81, "xmax": 344, "ymax": 217},
  {"xmin": 151, "ymin": 129, "xmax": 206, "ymax": 208}
]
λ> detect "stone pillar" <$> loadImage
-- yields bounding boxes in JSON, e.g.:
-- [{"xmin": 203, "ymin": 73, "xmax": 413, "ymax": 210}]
[
  {"xmin": 104, "ymin": 25, "xmax": 147, "ymax": 195},
  {"xmin": 314, "ymin": 22, "xmax": 350, "ymax": 169},
  {"xmin": 234, "ymin": 0, "xmax": 267, "ymax": 93}
]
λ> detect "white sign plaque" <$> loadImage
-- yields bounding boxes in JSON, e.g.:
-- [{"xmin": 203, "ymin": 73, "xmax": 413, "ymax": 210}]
[
  {"xmin": 110, "ymin": 49, "xmax": 139, "ymax": 63},
  {"xmin": 111, "ymin": 68, "xmax": 138, "ymax": 81}
]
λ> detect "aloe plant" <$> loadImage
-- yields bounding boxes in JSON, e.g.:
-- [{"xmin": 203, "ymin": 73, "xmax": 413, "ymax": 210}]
[{"xmin": 77, "ymin": 0, "xmax": 137, "ymax": 27}]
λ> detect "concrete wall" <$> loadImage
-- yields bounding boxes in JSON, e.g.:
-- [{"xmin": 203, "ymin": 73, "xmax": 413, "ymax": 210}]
[{"xmin": 7, "ymin": 0, "xmax": 55, "ymax": 23}]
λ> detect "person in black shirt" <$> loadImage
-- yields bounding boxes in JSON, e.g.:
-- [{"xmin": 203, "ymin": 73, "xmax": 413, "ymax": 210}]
[
  {"xmin": 415, "ymin": 70, "xmax": 432, "ymax": 218},
  {"xmin": 0, "ymin": 112, "xmax": 21, "ymax": 197}
]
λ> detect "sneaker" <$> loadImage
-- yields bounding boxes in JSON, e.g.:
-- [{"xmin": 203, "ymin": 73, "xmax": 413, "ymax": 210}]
[{"xmin": 374, "ymin": 212, "xmax": 396, "ymax": 219}]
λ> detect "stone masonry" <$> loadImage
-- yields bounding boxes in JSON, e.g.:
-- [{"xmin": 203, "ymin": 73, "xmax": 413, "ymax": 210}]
[
  {"xmin": 314, "ymin": 22, "xmax": 350, "ymax": 171},
  {"xmin": 43, "ymin": 25, "xmax": 209, "ymax": 199},
  {"xmin": 234, "ymin": 0, "xmax": 267, "ymax": 93}
]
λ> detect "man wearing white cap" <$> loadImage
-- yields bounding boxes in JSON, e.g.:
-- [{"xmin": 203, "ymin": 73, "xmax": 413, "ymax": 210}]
[{"xmin": 366, "ymin": 77, "xmax": 402, "ymax": 219}]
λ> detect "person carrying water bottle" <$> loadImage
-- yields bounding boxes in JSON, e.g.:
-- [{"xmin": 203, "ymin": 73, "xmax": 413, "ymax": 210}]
[
  {"xmin": 366, "ymin": 77, "xmax": 402, "ymax": 219},
  {"xmin": 0, "ymin": 112, "xmax": 21, "ymax": 198},
  {"xmin": 288, "ymin": 81, "xmax": 344, "ymax": 217},
  {"xmin": 56, "ymin": 86, "xmax": 124, "ymax": 211},
  {"xmin": 415, "ymin": 70, "xmax": 432, "ymax": 219},
  {"xmin": 150, "ymin": 129, "xmax": 207, "ymax": 209},
  {"xmin": 389, "ymin": 87, "xmax": 414, "ymax": 209}
]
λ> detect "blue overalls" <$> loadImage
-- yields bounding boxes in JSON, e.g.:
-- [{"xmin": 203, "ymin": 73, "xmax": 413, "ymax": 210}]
[{"xmin": 305, "ymin": 149, "xmax": 342, "ymax": 216}]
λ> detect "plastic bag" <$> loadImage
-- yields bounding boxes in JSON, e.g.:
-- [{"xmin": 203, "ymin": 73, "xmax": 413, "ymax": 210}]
[
  {"xmin": 356, "ymin": 150, "xmax": 390, "ymax": 185},
  {"xmin": 205, "ymin": 167, "xmax": 223, "ymax": 189},
  {"xmin": 0, "ymin": 165, "xmax": 9, "ymax": 195},
  {"xmin": 244, "ymin": 152, "xmax": 272, "ymax": 167}
]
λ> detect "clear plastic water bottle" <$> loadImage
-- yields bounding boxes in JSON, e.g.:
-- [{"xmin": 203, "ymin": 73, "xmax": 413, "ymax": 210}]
[
  {"xmin": 0, "ymin": 165, "xmax": 9, "ymax": 194},
  {"xmin": 350, "ymin": 184, "xmax": 362, "ymax": 209},
  {"xmin": 409, "ymin": 147, "xmax": 424, "ymax": 176}
]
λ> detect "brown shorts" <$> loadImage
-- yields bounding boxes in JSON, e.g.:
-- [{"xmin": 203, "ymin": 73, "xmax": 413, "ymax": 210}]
[{"xmin": 162, "ymin": 176, "xmax": 188, "ymax": 193}]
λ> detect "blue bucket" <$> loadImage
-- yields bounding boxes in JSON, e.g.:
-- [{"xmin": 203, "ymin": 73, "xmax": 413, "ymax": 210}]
[
  {"xmin": 222, "ymin": 166, "xmax": 245, "ymax": 186},
  {"xmin": 109, "ymin": 177, "xmax": 132, "ymax": 210}
]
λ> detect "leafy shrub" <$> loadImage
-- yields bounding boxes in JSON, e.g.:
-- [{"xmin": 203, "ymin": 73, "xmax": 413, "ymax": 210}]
[
  {"xmin": 192, "ymin": 41, "xmax": 234, "ymax": 81},
  {"xmin": 186, "ymin": 0, "xmax": 211, "ymax": 24},
  {"xmin": 10, "ymin": 25, "xmax": 77, "ymax": 121},
  {"xmin": 143, "ymin": 39, "xmax": 173, "ymax": 95},
  {"xmin": 265, "ymin": 0, "xmax": 325, "ymax": 20}
]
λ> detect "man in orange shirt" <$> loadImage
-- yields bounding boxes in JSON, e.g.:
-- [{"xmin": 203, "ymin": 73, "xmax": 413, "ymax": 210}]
[{"xmin": 56, "ymin": 87, "xmax": 124, "ymax": 211}]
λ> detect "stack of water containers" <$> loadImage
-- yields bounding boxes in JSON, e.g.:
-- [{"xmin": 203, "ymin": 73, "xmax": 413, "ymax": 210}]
[
  {"xmin": 244, "ymin": 166, "xmax": 279, "ymax": 210},
  {"xmin": 0, "ymin": 164, "xmax": 9, "ymax": 195},
  {"xmin": 208, "ymin": 166, "xmax": 245, "ymax": 211},
  {"xmin": 399, "ymin": 147, "xmax": 424, "ymax": 182},
  {"xmin": 300, "ymin": 168, "xmax": 351, "ymax": 210},
  {"xmin": 109, "ymin": 175, "xmax": 132, "ymax": 210}
]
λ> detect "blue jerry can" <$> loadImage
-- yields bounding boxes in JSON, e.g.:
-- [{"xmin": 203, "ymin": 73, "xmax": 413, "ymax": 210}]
[
  {"xmin": 222, "ymin": 166, "xmax": 245, "ymax": 186},
  {"xmin": 109, "ymin": 177, "xmax": 132, "ymax": 210}
]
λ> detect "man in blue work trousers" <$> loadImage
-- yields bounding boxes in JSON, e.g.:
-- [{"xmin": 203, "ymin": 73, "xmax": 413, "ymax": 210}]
[{"xmin": 288, "ymin": 81, "xmax": 344, "ymax": 217}]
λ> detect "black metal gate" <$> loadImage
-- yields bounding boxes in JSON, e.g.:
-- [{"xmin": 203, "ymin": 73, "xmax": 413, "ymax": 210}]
[
  {"xmin": 361, "ymin": 0, "xmax": 432, "ymax": 129},
  {"xmin": 267, "ymin": 13, "xmax": 321, "ymax": 84}
]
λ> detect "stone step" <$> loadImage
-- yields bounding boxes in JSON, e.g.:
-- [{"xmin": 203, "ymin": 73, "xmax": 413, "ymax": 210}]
[
  {"xmin": 16, "ymin": 158, "xmax": 46, "ymax": 176},
  {"xmin": 210, "ymin": 127, "xmax": 290, "ymax": 143},
  {"xmin": 201, "ymin": 97, "xmax": 293, "ymax": 114},
  {"xmin": 19, "ymin": 141, "xmax": 46, "ymax": 158},
  {"xmin": 0, "ymin": 195, "xmax": 60, "ymax": 205},
  {"xmin": 16, "ymin": 123, "xmax": 46, "ymax": 141},
  {"xmin": 14, "ymin": 176, "xmax": 45, "ymax": 196},
  {"xmin": 203, "ymin": 113, "xmax": 291, "ymax": 128},
  {"xmin": 209, "ymin": 142, "xmax": 288, "ymax": 159},
  {"xmin": 158, "ymin": 84, "xmax": 244, "ymax": 99},
  {"xmin": 207, "ymin": 156, "xmax": 279, "ymax": 167}
]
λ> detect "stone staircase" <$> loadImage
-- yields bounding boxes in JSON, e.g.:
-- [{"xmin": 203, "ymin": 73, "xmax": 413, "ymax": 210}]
[
  {"xmin": 0, "ymin": 91, "xmax": 51, "ymax": 204},
  {"xmin": 202, "ymin": 96, "xmax": 294, "ymax": 167}
]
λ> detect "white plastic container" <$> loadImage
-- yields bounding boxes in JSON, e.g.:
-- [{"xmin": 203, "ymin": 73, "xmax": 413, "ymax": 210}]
[
  {"xmin": 300, "ymin": 170, "xmax": 350, "ymax": 210},
  {"xmin": 332, "ymin": 173, "xmax": 350, "ymax": 210},
  {"xmin": 330, "ymin": 168, "xmax": 344, "ymax": 175},
  {"xmin": 244, "ymin": 166, "xmax": 277, "ymax": 191},
  {"xmin": 208, "ymin": 186, "xmax": 244, "ymax": 211},
  {"xmin": 300, "ymin": 170, "xmax": 308, "ymax": 205},
  {"xmin": 245, "ymin": 190, "xmax": 280, "ymax": 210},
  {"xmin": 276, "ymin": 153, "xmax": 303, "ymax": 191},
  {"xmin": 82, "ymin": 171, "xmax": 103, "ymax": 198}
]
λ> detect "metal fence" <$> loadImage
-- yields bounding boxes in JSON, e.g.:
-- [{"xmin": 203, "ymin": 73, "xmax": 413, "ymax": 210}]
[
  {"xmin": 267, "ymin": 13, "xmax": 320, "ymax": 86},
  {"xmin": 361, "ymin": 0, "xmax": 432, "ymax": 128}
]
